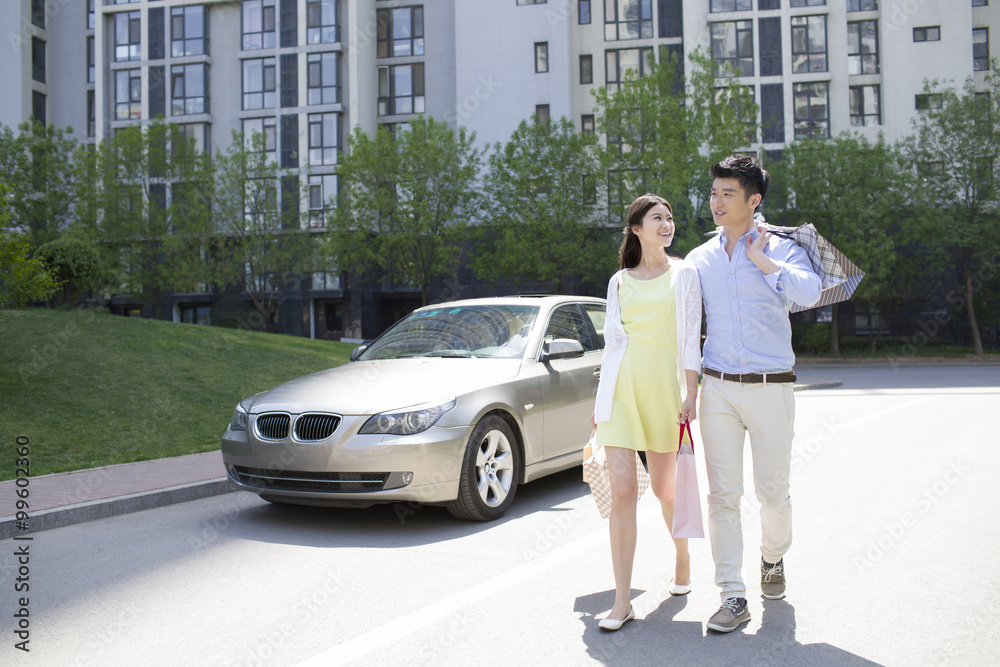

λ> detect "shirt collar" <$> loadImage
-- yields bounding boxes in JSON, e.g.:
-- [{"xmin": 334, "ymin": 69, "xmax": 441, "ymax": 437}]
[{"xmin": 718, "ymin": 225, "xmax": 760, "ymax": 246}]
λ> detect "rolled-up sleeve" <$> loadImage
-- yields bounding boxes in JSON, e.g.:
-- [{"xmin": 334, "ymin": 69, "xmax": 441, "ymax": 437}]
[{"xmin": 765, "ymin": 242, "xmax": 822, "ymax": 309}]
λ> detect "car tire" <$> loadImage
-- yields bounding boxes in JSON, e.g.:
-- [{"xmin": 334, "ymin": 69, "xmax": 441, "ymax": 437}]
[{"xmin": 447, "ymin": 415, "xmax": 522, "ymax": 521}]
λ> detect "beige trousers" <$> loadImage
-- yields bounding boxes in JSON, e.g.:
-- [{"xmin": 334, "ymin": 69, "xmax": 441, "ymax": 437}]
[{"xmin": 699, "ymin": 375, "xmax": 795, "ymax": 601}]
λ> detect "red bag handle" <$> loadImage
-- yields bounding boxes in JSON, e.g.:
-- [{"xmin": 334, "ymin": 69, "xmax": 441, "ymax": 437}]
[{"xmin": 678, "ymin": 420, "xmax": 695, "ymax": 452}]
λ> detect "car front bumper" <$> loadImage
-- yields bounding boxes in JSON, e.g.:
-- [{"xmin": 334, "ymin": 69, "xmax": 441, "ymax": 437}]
[{"xmin": 220, "ymin": 414, "xmax": 470, "ymax": 506}]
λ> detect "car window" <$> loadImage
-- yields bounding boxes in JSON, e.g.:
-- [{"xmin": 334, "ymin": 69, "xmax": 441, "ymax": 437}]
[
  {"xmin": 360, "ymin": 305, "xmax": 540, "ymax": 360},
  {"xmin": 544, "ymin": 305, "xmax": 596, "ymax": 352},
  {"xmin": 582, "ymin": 303, "xmax": 606, "ymax": 349}
]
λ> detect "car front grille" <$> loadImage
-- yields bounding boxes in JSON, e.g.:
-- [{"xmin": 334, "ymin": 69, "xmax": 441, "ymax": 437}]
[
  {"xmin": 294, "ymin": 414, "xmax": 341, "ymax": 441},
  {"xmin": 256, "ymin": 414, "xmax": 290, "ymax": 440},
  {"xmin": 232, "ymin": 466, "xmax": 389, "ymax": 493}
]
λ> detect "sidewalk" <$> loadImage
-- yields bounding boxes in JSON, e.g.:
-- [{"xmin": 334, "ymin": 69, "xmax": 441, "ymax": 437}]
[
  {"xmin": 0, "ymin": 451, "xmax": 229, "ymax": 540},
  {"xmin": 0, "ymin": 375, "xmax": 843, "ymax": 540}
]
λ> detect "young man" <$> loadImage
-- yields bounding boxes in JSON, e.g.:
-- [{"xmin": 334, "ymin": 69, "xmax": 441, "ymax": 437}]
[{"xmin": 686, "ymin": 154, "xmax": 821, "ymax": 633}]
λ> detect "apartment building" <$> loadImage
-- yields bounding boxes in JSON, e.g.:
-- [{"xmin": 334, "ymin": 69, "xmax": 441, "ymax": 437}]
[{"xmin": 2, "ymin": 0, "xmax": 996, "ymax": 340}]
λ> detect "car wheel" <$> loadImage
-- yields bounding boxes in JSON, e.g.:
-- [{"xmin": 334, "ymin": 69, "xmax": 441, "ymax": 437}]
[{"xmin": 447, "ymin": 415, "xmax": 522, "ymax": 521}]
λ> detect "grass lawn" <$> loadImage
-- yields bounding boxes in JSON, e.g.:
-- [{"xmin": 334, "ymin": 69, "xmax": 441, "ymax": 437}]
[{"xmin": 0, "ymin": 308, "xmax": 355, "ymax": 480}]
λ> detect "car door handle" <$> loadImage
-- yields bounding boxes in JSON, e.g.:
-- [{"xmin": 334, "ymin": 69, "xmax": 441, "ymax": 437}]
[{"xmin": 593, "ymin": 368, "xmax": 601, "ymax": 379}]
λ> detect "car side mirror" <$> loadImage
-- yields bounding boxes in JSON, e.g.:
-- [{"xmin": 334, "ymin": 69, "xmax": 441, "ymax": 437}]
[
  {"xmin": 540, "ymin": 338, "xmax": 585, "ymax": 362},
  {"xmin": 350, "ymin": 345, "xmax": 368, "ymax": 361}
]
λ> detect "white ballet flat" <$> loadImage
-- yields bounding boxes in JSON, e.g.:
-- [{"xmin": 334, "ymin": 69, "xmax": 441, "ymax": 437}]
[
  {"xmin": 669, "ymin": 579, "xmax": 691, "ymax": 596},
  {"xmin": 598, "ymin": 606, "xmax": 635, "ymax": 631}
]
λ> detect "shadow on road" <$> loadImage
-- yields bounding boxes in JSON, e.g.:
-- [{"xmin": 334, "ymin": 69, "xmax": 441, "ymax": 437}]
[
  {"xmin": 574, "ymin": 594, "xmax": 886, "ymax": 667},
  {"xmin": 215, "ymin": 465, "xmax": 592, "ymax": 549}
]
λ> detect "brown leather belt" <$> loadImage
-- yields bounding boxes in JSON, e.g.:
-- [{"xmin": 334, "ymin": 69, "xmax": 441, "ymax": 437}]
[{"xmin": 703, "ymin": 368, "xmax": 796, "ymax": 384}]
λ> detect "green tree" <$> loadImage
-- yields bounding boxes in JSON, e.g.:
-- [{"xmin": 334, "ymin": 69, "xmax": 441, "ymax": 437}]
[
  {"xmin": 36, "ymin": 236, "xmax": 105, "ymax": 307},
  {"xmin": 211, "ymin": 131, "xmax": 316, "ymax": 329},
  {"xmin": 591, "ymin": 47, "xmax": 758, "ymax": 251},
  {"xmin": 904, "ymin": 64, "xmax": 1000, "ymax": 356},
  {"xmin": 326, "ymin": 117, "xmax": 483, "ymax": 305},
  {"xmin": 472, "ymin": 116, "xmax": 615, "ymax": 293},
  {"xmin": 0, "ymin": 185, "xmax": 58, "ymax": 308},
  {"xmin": 0, "ymin": 121, "xmax": 79, "ymax": 246},
  {"xmin": 76, "ymin": 120, "xmax": 214, "ymax": 319},
  {"xmin": 776, "ymin": 133, "xmax": 913, "ymax": 354}
]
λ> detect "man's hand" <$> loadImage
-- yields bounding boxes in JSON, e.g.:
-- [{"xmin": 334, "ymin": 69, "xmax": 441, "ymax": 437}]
[{"xmin": 747, "ymin": 225, "xmax": 780, "ymax": 275}]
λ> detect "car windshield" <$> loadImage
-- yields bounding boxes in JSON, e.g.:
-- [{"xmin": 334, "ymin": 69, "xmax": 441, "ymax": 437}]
[{"xmin": 359, "ymin": 305, "xmax": 541, "ymax": 360}]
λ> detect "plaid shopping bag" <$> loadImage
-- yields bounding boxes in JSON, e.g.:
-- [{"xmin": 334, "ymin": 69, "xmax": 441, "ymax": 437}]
[{"xmin": 583, "ymin": 431, "xmax": 650, "ymax": 519}]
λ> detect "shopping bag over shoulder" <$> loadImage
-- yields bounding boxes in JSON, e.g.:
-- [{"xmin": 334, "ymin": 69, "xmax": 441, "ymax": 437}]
[
  {"xmin": 583, "ymin": 430, "xmax": 650, "ymax": 519},
  {"xmin": 672, "ymin": 421, "xmax": 704, "ymax": 538}
]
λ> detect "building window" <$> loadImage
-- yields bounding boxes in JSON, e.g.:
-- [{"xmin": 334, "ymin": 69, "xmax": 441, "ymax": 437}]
[
  {"xmin": 242, "ymin": 0, "xmax": 276, "ymax": 50},
  {"xmin": 847, "ymin": 21, "xmax": 879, "ymax": 75},
  {"xmin": 580, "ymin": 54, "xmax": 593, "ymax": 84},
  {"xmin": 791, "ymin": 15, "xmax": 827, "ymax": 73},
  {"xmin": 710, "ymin": 0, "xmax": 751, "ymax": 11},
  {"xmin": 308, "ymin": 174, "xmax": 337, "ymax": 228},
  {"xmin": 115, "ymin": 69, "xmax": 142, "ymax": 120},
  {"xmin": 243, "ymin": 58, "xmax": 276, "ymax": 110},
  {"xmin": 974, "ymin": 28, "xmax": 989, "ymax": 71},
  {"xmin": 711, "ymin": 21, "xmax": 753, "ymax": 77},
  {"xmin": 605, "ymin": 0, "xmax": 653, "ymax": 41},
  {"xmin": 915, "ymin": 93, "xmax": 943, "ymax": 110},
  {"xmin": 87, "ymin": 90, "xmax": 96, "ymax": 137},
  {"xmin": 32, "ymin": 91, "xmax": 46, "ymax": 126},
  {"xmin": 308, "ymin": 113, "xmax": 339, "ymax": 165},
  {"xmin": 377, "ymin": 63, "xmax": 423, "ymax": 115},
  {"xmin": 32, "ymin": 38, "xmax": 45, "ymax": 84},
  {"xmin": 176, "ymin": 123, "xmax": 208, "ymax": 154},
  {"xmin": 172, "ymin": 64, "xmax": 207, "ymax": 115},
  {"xmin": 759, "ymin": 0, "xmax": 780, "ymax": 8},
  {"xmin": 759, "ymin": 16, "xmax": 782, "ymax": 76},
  {"xmin": 243, "ymin": 117, "xmax": 276, "ymax": 160},
  {"xmin": 32, "ymin": 0, "xmax": 45, "ymax": 29},
  {"xmin": 973, "ymin": 0, "xmax": 988, "ymax": 7},
  {"xmin": 850, "ymin": 85, "xmax": 880, "ymax": 126},
  {"xmin": 172, "ymin": 5, "xmax": 206, "ymax": 57},
  {"xmin": 913, "ymin": 26, "xmax": 940, "ymax": 42},
  {"xmin": 582, "ymin": 114, "xmax": 595, "ymax": 135},
  {"xmin": 115, "ymin": 11, "xmax": 141, "ymax": 61},
  {"xmin": 790, "ymin": 0, "xmax": 825, "ymax": 6},
  {"xmin": 761, "ymin": 82, "xmax": 784, "ymax": 143},
  {"xmin": 307, "ymin": 0, "xmax": 340, "ymax": 44},
  {"xmin": 848, "ymin": 0, "xmax": 878, "ymax": 10},
  {"xmin": 535, "ymin": 104, "xmax": 550, "ymax": 123},
  {"xmin": 88, "ymin": 0, "xmax": 95, "ymax": 30},
  {"xmin": 307, "ymin": 52, "xmax": 340, "ymax": 105},
  {"xmin": 87, "ymin": 37, "xmax": 95, "ymax": 83},
  {"xmin": 535, "ymin": 42, "xmax": 549, "ymax": 73},
  {"xmin": 605, "ymin": 47, "xmax": 654, "ymax": 92},
  {"xmin": 579, "ymin": 0, "xmax": 591, "ymax": 24},
  {"xmin": 793, "ymin": 81, "xmax": 829, "ymax": 139},
  {"xmin": 377, "ymin": 6, "xmax": 423, "ymax": 57}
]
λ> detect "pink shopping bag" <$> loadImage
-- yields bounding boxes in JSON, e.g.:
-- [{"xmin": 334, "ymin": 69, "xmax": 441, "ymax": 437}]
[{"xmin": 672, "ymin": 420, "xmax": 704, "ymax": 538}]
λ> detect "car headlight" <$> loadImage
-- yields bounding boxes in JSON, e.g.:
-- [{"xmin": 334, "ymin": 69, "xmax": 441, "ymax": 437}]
[
  {"xmin": 230, "ymin": 406, "xmax": 248, "ymax": 432},
  {"xmin": 358, "ymin": 398, "xmax": 457, "ymax": 436}
]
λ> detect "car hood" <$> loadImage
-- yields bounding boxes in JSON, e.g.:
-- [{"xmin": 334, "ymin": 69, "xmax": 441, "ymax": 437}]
[{"xmin": 243, "ymin": 358, "xmax": 524, "ymax": 415}]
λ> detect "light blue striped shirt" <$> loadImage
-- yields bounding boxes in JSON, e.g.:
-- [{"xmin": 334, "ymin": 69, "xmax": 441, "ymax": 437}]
[{"xmin": 686, "ymin": 227, "xmax": 822, "ymax": 374}]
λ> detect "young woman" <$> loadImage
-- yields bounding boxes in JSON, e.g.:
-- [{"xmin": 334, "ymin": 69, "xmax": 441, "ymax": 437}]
[{"xmin": 593, "ymin": 193, "xmax": 703, "ymax": 631}]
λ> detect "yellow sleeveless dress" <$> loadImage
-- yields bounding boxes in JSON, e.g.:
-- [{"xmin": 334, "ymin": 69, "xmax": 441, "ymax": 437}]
[{"xmin": 596, "ymin": 268, "xmax": 681, "ymax": 453}]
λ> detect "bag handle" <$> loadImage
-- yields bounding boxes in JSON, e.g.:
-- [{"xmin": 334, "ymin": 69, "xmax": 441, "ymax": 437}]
[{"xmin": 677, "ymin": 420, "xmax": 694, "ymax": 453}]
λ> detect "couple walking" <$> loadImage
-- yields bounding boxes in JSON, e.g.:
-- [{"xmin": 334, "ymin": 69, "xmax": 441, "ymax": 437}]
[{"xmin": 593, "ymin": 154, "xmax": 822, "ymax": 632}]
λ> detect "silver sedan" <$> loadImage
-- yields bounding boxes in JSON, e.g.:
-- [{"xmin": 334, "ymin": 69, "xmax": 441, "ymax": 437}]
[{"xmin": 221, "ymin": 295, "xmax": 607, "ymax": 520}]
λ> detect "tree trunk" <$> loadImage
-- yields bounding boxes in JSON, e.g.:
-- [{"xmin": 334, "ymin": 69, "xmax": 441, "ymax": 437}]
[
  {"xmin": 830, "ymin": 304, "xmax": 840, "ymax": 357},
  {"xmin": 965, "ymin": 269, "xmax": 985, "ymax": 356}
]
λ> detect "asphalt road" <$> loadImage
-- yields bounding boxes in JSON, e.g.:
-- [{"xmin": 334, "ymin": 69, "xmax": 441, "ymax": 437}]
[{"xmin": 1, "ymin": 364, "xmax": 998, "ymax": 666}]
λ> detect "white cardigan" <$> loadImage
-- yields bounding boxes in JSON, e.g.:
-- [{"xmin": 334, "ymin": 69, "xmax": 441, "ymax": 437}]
[{"xmin": 594, "ymin": 259, "xmax": 703, "ymax": 423}]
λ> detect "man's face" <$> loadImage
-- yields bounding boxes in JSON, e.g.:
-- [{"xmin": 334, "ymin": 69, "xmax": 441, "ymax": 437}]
[{"xmin": 710, "ymin": 177, "xmax": 759, "ymax": 228}]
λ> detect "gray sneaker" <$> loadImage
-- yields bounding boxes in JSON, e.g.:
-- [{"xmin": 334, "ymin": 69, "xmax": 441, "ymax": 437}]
[
  {"xmin": 761, "ymin": 559, "xmax": 786, "ymax": 600},
  {"xmin": 706, "ymin": 597, "xmax": 750, "ymax": 633}
]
